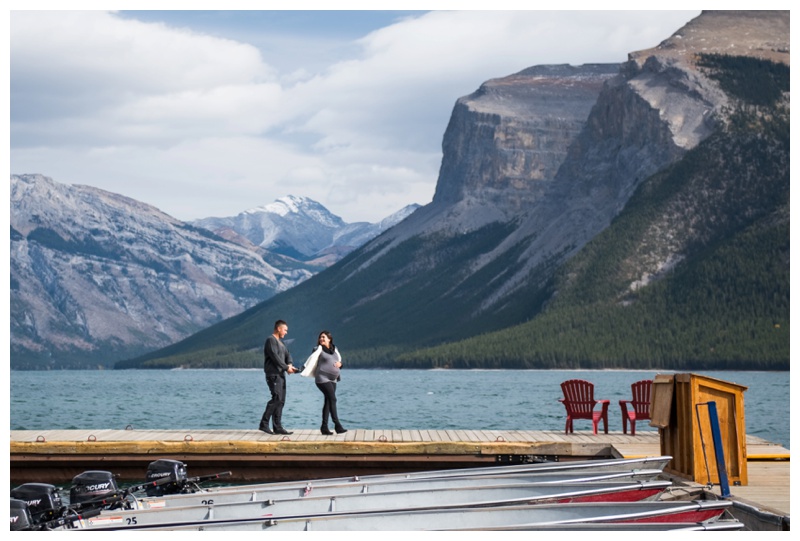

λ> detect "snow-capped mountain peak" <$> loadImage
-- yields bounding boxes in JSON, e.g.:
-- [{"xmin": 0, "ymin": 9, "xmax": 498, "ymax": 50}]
[
  {"xmin": 249, "ymin": 195, "xmax": 310, "ymax": 217},
  {"xmin": 194, "ymin": 196, "xmax": 416, "ymax": 261}
]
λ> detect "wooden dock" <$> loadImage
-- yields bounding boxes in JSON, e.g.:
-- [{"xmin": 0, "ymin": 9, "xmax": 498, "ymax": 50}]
[{"xmin": 10, "ymin": 428, "xmax": 790, "ymax": 528}]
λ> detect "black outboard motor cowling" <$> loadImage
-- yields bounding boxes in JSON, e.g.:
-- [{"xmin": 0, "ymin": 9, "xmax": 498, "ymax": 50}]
[
  {"xmin": 69, "ymin": 470, "xmax": 119, "ymax": 505},
  {"xmin": 145, "ymin": 459, "xmax": 189, "ymax": 496},
  {"xmin": 10, "ymin": 498, "xmax": 35, "ymax": 531},
  {"xmin": 10, "ymin": 483, "xmax": 63, "ymax": 523}
]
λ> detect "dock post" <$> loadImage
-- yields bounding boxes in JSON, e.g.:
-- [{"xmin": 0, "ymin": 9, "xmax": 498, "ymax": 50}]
[{"xmin": 697, "ymin": 401, "xmax": 732, "ymax": 498}]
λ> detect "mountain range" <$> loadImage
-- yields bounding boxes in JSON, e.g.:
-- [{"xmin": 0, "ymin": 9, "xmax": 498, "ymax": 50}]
[
  {"xmin": 9, "ymin": 176, "xmax": 416, "ymax": 368},
  {"xmin": 10, "ymin": 11, "xmax": 789, "ymax": 371},
  {"xmin": 117, "ymin": 11, "xmax": 789, "ymax": 371}
]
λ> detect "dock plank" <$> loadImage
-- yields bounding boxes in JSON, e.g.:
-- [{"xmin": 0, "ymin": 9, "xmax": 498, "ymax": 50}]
[{"xmin": 434, "ymin": 429, "xmax": 451, "ymax": 442}]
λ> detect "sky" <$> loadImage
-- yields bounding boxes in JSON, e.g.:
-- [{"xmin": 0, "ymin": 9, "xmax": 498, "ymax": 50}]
[{"xmin": 5, "ymin": 3, "xmax": 703, "ymax": 224}]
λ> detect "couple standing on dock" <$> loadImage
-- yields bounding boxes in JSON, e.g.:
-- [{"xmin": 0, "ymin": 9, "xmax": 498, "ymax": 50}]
[{"xmin": 258, "ymin": 320, "xmax": 347, "ymax": 436}]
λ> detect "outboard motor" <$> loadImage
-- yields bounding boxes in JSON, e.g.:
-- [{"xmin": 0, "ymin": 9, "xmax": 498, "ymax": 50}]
[
  {"xmin": 69, "ymin": 471, "xmax": 119, "ymax": 506},
  {"xmin": 10, "ymin": 483, "xmax": 63, "ymax": 523},
  {"xmin": 10, "ymin": 498, "xmax": 35, "ymax": 531},
  {"xmin": 145, "ymin": 459, "xmax": 189, "ymax": 496}
]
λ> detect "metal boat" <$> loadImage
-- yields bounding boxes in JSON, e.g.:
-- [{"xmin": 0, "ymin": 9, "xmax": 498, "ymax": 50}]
[
  {"xmin": 197, "ymin": 455, "xmax": 674, "ymax": 494},
  {"xmin": 134, "ymin": 469, "xmax": 668, "ymax": 510},
  {"xmin": 79, "ymin": 500, "xmax": 735, "ymax": 531},
  {"xmin": 70, "ymin": 479, "xmax": 672, "ymax": 529}
]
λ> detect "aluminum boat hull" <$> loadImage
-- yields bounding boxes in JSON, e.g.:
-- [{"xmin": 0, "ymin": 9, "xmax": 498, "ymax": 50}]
[
  {"xmin": 80, "ymin": 500, "xmax": 733, "ymax": 531},
  {"xmin": 77, "ymin": 480, "xmax": 671, "ymax": 530},
  {"xmin": 134, "ymin": 469, "xmax": 667, "ymax": 510},
  {"xmin": 200, "ymin": 455, "xmax": 673, "ymax": 494}
]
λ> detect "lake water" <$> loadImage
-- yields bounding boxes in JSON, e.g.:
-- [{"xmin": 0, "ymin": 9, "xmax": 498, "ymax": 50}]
[{"xmin": 8, "ymin": 369, "xmax": 790, "ymax": 449}]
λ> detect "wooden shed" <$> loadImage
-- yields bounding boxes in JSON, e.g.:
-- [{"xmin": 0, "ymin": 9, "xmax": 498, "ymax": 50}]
[{"xmin": 650, "ymin": 373, "xmax": 748, "ymax": 486}]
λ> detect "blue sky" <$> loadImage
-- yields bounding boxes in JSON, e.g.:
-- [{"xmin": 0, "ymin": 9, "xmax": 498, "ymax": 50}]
[
  {"xmin": 8, "ymin": 6, "xmax": 702, "ymax": 223},
  {"xmin": 116, "ymin": 10, "xmax": 430, "ymax": 74}
]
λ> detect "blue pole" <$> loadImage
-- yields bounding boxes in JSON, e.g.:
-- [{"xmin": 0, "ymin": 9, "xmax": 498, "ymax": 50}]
[{"xmin": 706, "ymin": 401, "xmax": 731, "ymax": 498}]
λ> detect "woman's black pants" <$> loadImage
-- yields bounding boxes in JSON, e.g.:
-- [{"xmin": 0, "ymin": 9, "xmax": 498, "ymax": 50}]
[{"xmin": 316, "ymin": 381, "xmax": 340, "ymax": 427}]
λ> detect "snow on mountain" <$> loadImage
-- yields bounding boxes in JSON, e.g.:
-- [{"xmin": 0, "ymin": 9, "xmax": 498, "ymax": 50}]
[{"xmin": 193, "ymin": 196, "xmax": 420, "ymax": 261}]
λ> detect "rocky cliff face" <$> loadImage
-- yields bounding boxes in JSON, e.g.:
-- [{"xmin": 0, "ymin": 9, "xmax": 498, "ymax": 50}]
[
  {"xmin": 473, "ymin": 10, "xmax": 789, "ymax": 307},
  {"xmin": 349, "ymin": 43, "xmax": 701, "ymax": 300},
  {"xmin": 386, "ymin": 64, "xmax": 619, "ymax": 241},
  {"xmin": 355, "ymin": 62, "xmax": 621, "ymax": 275},
  {"xmin": 434, "ymin": 64, "xmax": 622, "ymax": 213},
  {"xmin": 377, "ymin": 10, "xmax": 790, "ymax": 313}
]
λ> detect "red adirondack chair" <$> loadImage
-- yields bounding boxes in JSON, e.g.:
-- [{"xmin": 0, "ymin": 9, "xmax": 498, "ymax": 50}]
[
  {"xmin": 619, "ymin": 379, "xmax": 653, "ymax": 435},
  {"xmin": 558, "ymin": 379, "xmax": 610, "ymax": 435}
]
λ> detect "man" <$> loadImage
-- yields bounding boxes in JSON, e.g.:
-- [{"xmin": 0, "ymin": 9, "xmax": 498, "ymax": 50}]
[{"xmin": 259, "ymin": 319, "xmax": 297, "ymax": 434}]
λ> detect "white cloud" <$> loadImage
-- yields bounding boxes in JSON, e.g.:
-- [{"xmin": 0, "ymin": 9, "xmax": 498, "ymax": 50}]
[
  {"xmin": 12, "ymin": 11, "xmax": 270, "ymax": 90},
  {"xmin": 11, "ymin": 11, "xmax": 278, "ymax": 145},
  {"xmin": 10, "ymin": 9, "xmax": 700, "ymax": 223}
]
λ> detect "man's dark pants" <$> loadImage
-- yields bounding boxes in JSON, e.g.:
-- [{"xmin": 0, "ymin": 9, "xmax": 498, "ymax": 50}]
[{"xmin": 260, "ymin": 373, "xmax": 286, "ymax": 430}]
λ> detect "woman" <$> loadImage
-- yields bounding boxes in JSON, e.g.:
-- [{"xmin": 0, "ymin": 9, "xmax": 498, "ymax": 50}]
[{"xmin": 301, "ymin": 330, "xmax": 347, "ymax": 435}]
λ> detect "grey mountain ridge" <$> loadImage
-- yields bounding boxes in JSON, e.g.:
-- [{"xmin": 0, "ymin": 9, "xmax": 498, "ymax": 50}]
[{"xmin": 9, "ymin": 174, "xmax": 417, "ymax": 368}]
